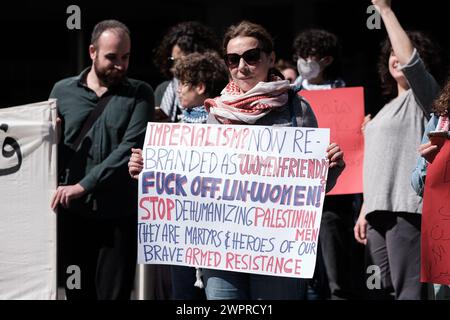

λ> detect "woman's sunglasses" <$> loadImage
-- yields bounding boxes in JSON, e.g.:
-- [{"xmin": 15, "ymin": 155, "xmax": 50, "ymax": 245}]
[{"xmin": 224, "ymin": 48, "xmax": 264, "ymax": 68}]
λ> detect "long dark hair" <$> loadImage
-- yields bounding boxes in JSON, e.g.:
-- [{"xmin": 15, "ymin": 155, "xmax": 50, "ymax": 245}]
[{"xmin": 377, "ymin": 31, "xmax": 443, "ymax": 98}]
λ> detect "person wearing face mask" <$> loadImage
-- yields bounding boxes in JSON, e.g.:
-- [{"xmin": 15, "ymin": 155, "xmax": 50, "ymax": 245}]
[
  {"xmin": 292, "ymin": 28, "xmax": 365, "ymax": 300},
  {"xmin": 293, "ymin": 29, "xmax": 345, "ymax": 91},
  {"xmin": 353, "ymin": 0, "xmax": 444, "ymax": 300}
]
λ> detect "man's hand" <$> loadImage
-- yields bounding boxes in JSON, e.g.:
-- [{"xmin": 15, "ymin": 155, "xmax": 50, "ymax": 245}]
[
  {"xmin": 128, "ymin": 148, "xmax": 144, "ymax": 180},
  {"xmin": 51, "ymin": 183, "xmax": 86, "ymax": 210},
  {"xmin": 327, "ymin": 143, "xmax": 345, "ymax": 169}
]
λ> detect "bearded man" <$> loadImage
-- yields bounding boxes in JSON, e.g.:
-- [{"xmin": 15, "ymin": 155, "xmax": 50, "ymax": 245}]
[{"xmin": 50, "ymin": 20, "xmax": 154, "ymax": 299}]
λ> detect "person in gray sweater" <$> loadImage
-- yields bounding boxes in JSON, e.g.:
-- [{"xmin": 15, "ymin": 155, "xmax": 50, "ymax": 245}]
[{"xmin": 354, "ymin": 0, "xmax": 443, "ymax": 300}]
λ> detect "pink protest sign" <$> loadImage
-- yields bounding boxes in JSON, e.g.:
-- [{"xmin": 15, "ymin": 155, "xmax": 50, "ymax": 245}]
[
  {"xmin": 300, "ymin": 87, "xmax": 365, "ymax": 195},
  {"xmin": 421, "ymin": 139, "xmax": 450, "ymax": 285}
]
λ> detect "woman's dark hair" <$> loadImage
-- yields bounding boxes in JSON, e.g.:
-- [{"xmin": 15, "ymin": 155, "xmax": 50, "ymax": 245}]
[
  {"xmin": 223, "ymin": 20, "xmax": 274, "ymax": 54},
  {"xmin": 433, "ymin": 72, "xmax": 450, "ymax": 115},
  {"xmin": 377, "ymin": 31, "xmax": 444, "ymax": 98},
  {"xmin": 153, "ymin": 21, "xmax": 221, "ymax": 78},
  {"xmin": 276, "ymin": 59, "xmax": 298, "ymax": 74},
  {"xmin": 293, "ymin": 28, "xmax": 343, "ymax": 81},
  {"xmin": 174, "ymin": 51, "xmax": 229, "ymax": 98}
]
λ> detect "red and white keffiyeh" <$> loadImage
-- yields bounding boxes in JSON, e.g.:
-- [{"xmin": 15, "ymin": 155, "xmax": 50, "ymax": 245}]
[{"xmin": 204, "ymin": 76, "xmax": 291, "ymax": 124}]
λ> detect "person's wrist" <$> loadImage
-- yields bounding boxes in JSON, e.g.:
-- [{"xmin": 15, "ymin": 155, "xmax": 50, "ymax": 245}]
[{"xmin": 378, "ymin": 6, "xmax": 393, "ymax": 17}]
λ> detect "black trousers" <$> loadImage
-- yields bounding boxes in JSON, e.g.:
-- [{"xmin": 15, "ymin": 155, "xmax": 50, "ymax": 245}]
[
  {"xmin": 311, "ymin": 194, "xmax": 365, "ymax": 300},
  {"xmin": 170, "ymin": 266, "xmax": 206, "ymax": 300},
  {"xmin": 58, "ymin": 209, "xmax": 137, "ymax": 300}
]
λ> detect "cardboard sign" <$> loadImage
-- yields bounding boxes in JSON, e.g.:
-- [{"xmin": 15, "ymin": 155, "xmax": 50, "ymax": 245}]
[{"xmin": 137, "ymin": 122, "xmax": 330, "ymax": 278}]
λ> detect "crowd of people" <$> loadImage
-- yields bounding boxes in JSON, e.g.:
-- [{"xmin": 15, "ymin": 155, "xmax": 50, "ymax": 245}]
[{"xmin": 50, "ymin": 0, "xmax": 449, "ymax": 300}]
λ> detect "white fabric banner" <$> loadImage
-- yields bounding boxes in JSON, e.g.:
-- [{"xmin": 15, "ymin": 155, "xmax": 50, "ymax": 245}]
[
  {"xmin": 0, "ymin": 100, "xmax": 57, "ymax": 299},
  {"xmin": 138, "ymin": 122, "xmax": 330, "ymax": 278}
]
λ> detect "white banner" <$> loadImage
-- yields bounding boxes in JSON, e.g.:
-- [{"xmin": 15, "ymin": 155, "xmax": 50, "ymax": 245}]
[
  {"xmin": 0, "ymin": 100, "xmax": 57, "ymax": 299},
  {"xmin": 138, "ymin": 122, "xmax": 330, "ymax": 278}
]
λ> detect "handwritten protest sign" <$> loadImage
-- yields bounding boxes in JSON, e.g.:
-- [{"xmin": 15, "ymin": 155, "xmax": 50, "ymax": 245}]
[
  {"xmin": 421, "ymin": 139, "xmax": 450, "ymax": 285},
  {"xmin": 138, "ymin": 123, "xmax": 330, "ymax": 278},
  {"xmin": 0, "ymin": 100, "xmax": 57, "ymax": 299},
  {"xmin": 300, "ymin": 87, "xmax": 364, "ymax": 195}
]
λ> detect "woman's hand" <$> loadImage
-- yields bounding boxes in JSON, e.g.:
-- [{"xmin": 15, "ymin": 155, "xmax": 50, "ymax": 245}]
[
  {"xmin": 354, "ymin": 209, "xmax": 368, "ymax": 245},
  {"xmin": 128, "ymin": 148, "xmax": 144, "ymax": 180},
  {"xmin": 327, "ymin": 143, "xmax": 345, "ymax": 169},
  {"xmin": 371, "ymin": 0, "xmax": 391, "ymax": 13},
  {"xmin": 419, "ymin": 141, "xmax": 440, "ymax": 164},
  {"xmin": 361, "ymin": 114, "xmax": 372, "ymax": 132}
]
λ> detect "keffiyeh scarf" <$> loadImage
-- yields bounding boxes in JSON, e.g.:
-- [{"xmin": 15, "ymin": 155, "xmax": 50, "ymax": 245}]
[
  {"xmin": 204, "ymin": 76, "xmax": 291, "ymax": 124},
  {"xmin": 181, "ymin": 106, "xmax": 209, "ymax": 123}
]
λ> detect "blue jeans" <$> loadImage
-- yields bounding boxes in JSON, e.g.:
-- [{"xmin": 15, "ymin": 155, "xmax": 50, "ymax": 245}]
[{"xmin": 202, "ymin": 269, "xmax": 307, "ymax": 300}]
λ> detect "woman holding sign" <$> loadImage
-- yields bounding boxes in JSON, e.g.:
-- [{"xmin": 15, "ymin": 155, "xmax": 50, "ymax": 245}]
[
  {"xmin": 354, "ymin": 0, "xmax": 443, "ymax": 300},
  {"xmin": 411, "ymin": 77, "xmax": 450, "ymax": 196},
  {"xmin": 129, "ymin": 21, "xmax": 346, "ymax": 300},
  {"xmin": 411, "ymin": 76, "xmax": 450, "ymax": 300},
  {"xmin": 199, "ymin": 20, "xmax": 345, "ymax": 300}
]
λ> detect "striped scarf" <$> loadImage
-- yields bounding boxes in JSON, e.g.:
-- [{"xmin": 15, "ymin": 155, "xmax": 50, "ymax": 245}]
[
  {"xmin": 160, "ymin": 78, "xmax": 181, "ymax": 122},
  {"xmin": 204, "ymin": 76, "xmax": 291, "ymax": 124},
  {"xmin": 181, "ymin": 106, "xmax": 208, "ymax": 123}
]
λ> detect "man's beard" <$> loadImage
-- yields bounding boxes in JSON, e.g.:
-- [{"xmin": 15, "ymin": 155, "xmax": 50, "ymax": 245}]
[{"xmin": 94, "ymin": 59, "xmax": 126, "ymax": 87}]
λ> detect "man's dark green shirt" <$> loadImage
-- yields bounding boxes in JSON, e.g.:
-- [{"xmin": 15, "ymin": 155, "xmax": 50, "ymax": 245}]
[{"xmin": 50, "ymin": 68, "xmax": 154, "ymax": 216}]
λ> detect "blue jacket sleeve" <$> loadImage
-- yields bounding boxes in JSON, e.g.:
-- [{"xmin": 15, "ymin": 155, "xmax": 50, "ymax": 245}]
[{"xmin": 411, "ymin": 115, "xmax": 438, "ymax": 196}]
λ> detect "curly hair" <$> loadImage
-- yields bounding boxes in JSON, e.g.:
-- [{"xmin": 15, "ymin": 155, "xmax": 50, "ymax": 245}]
[
  {"xmin": 377, "ymin": 31, "xmax": 443, "ymax": 98},
  {"xmin": 432, "ymin": 73, "xmax": 450, "ymax": 115},
  {"xmin": 292, "ymin": 28, "xmax": 343, "ymax": 81},
  {"xmin": 174, "ymin": 51, "xmax": 229, "ymax": 98},
  {"xmin": 153, "ymin": 21, "xmax": 221, "ymax": 79},
  {"xmin": 223, "ymin": 20, "xmax": 274, "ymax": 54}
]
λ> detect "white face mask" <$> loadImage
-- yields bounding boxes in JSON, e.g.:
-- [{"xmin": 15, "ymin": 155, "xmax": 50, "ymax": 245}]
[{"xmin": 297, "ymin": 58, "xmax": 321, "ymax": 80}]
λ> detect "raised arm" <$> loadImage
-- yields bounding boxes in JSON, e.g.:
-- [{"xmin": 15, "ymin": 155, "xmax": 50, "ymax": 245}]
[{"xmin": 372, "ymin": 0, "xmax": 413, "ymax": 65}]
